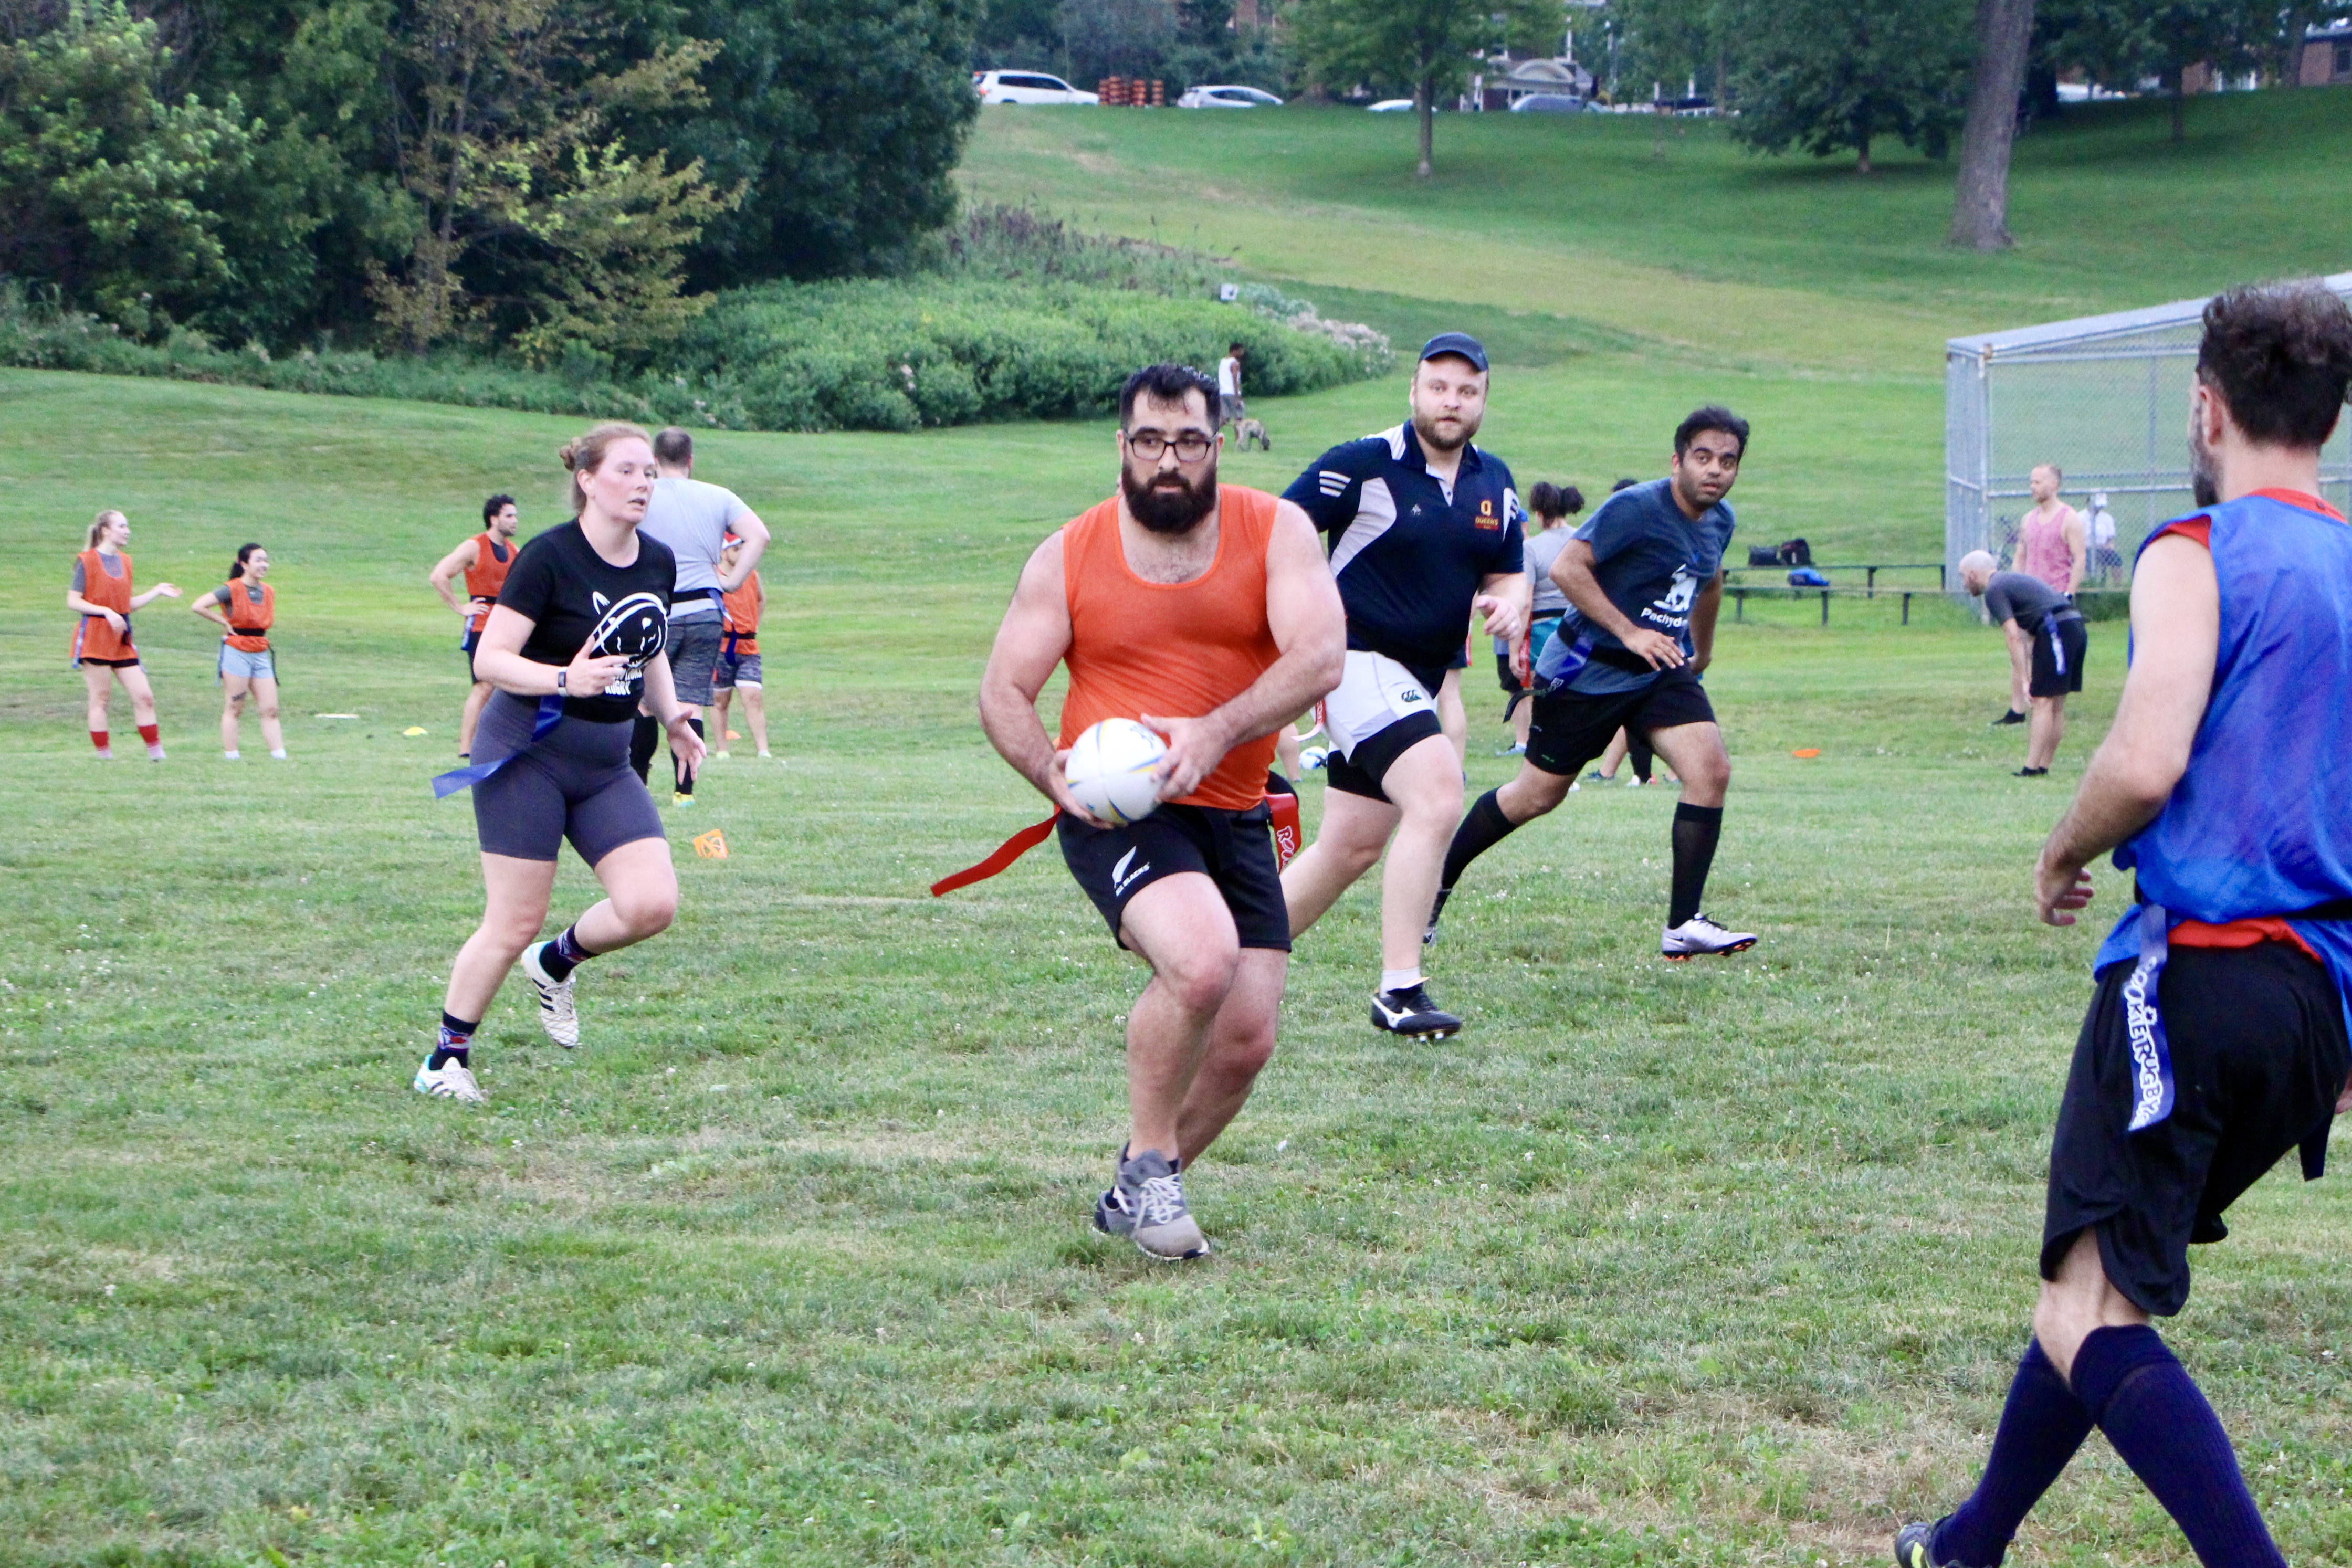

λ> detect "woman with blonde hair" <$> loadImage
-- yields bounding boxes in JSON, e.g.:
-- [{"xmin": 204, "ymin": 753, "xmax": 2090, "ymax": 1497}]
[
  {"xmin": 67, "ymin": 510, "xmax": 182, "ymax": 760},
  {"xmin": 192, "ymin": 542, "xmax": 287, "ymax": 760},
  {"xmin": 418, "ymin": 423, "xmax": 705, "ymax": 1103}
]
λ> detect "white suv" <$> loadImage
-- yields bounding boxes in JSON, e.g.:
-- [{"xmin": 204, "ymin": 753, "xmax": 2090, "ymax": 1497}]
[{"xmin": 972, "ymin": 70, "xmax": 1099, "ymax": 106}]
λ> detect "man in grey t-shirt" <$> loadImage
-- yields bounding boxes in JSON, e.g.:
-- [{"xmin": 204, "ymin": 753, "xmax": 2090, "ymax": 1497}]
[
  {"xmin": 1961, "ymin": 550, "xmax": 2087, "ymax": 777},
  {"xmin": 631, "ymin": 428, "xmax": 772, "ymax": 802}
]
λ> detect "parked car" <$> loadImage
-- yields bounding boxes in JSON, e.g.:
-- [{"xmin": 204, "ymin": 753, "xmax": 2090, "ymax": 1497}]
[
  {"xmin": 1509, "ymin": 93, "xmax": 1593, "ymax": 113},
  {"xmin": 1177, "ymin": 83, "xmax": 1284, "ymax": 108},
  {"xmin": 1366, "ymin": 98, "xmax": 1415, "ymax": 111},
  {"xmin": 972, "ymin": 70, "xmax": 1099, "ymax": 106}
]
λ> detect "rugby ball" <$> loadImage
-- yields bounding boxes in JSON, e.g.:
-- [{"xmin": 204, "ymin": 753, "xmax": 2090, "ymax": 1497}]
[{"xmin": 1065, "ymin": 718, "xmax": 1168, "ymax": 827}]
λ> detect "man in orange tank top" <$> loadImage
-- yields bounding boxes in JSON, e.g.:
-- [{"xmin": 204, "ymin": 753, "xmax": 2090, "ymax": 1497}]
[
  {"xmin": 429, "ymin": 494, "xmax": 521, "ymax": 757},
  {"xmin": 980, "ymin": 364, "xmax": 1345, "ymax": 1260}
]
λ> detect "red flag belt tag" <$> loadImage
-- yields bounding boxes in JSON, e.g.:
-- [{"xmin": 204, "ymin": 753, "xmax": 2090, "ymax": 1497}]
[{"xmin": 931, "ymin": 813, "xmax": 1059, "ymax": 897}]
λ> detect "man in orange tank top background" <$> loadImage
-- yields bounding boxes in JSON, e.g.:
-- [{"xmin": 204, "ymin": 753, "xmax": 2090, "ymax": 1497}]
[
  {"xmin": 979, "ymin": 364, "xmax": 1345, "ymax": 1260},
  {"xmin": 429, "ymin": 494, "xmax": 521, "ymax": 758}
]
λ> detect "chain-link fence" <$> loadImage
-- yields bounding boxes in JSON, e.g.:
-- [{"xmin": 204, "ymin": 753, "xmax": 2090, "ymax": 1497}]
[{"xmin": 1946, "ymin": 274, "xmax": 2352, "ymax": 591}]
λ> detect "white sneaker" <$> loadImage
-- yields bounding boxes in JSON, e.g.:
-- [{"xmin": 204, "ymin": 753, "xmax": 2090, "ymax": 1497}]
[
  {"xmin": 520, "ymin": 941, "xmax": 580, "ymax": 1048},
  {"xmin": 1661, "ymin": 913, "xmax": 1757, "ymax": 960},
  {"xmin": 413, "ymin": 1058, "xmax": 485, "ymax": 1102}
]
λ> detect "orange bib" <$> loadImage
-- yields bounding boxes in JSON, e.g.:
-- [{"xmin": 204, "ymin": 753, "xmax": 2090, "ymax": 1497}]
[
  {"xmin": 223, "ymin": 578, "xmax": 273, "ymax": 652},
  {"xmin": 463, "ymin": 532, "xmax": 514, "ymax": 632},
  {"xmin": 71, "ymin": 548, "xmax": 136, "ymax": 663}
]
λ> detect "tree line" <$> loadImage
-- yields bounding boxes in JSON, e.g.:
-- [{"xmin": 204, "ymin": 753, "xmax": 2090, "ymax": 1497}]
[{"xmin": 0, "ymin": 0, "xmax": 981, "ymax": 359}]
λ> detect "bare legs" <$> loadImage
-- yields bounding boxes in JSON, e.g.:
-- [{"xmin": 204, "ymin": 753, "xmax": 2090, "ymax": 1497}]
[
  {"xmin": 443, "ymin": 838, "xmax": 679, "ymax": 1024},
  {"xmin": 83, "ymin": 664, "xmax": 158, "ymax": 735},
  {"xmin": 460, "ymin": 679, "xmax": 494, "ymax": 756},
  {"xmin": 1117, "ymin": 872, "xmax": 1285, "ymax": 1163},
  {"xmin": 220, "ymin": 673, "xmax": 284, "ymax": 756},
  {"xmin": 2026, "ymin": 694, "xmax": 2066, "ymax": 771},
  {"xmin": 1281, "ymin": 733, "xmax": 1462, "ymax": 974}
]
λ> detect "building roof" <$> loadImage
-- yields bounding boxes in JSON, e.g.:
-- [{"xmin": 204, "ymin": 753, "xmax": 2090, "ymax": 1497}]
[{"xmin": 1947, "ymin": 273, "xmax": 2352, "ymax": 362}]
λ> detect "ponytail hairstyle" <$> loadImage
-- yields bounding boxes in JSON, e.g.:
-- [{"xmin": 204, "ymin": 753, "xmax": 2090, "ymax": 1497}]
[
  {"xmin": 86, "ymin": 509, "xmax": 127, "ymax": 550},
  {"xmin": 559, "ymin": 422, "xmax": 652, "ymax": 515},
  {"xmin": 228, "ymin": 542, "xmax": 265, "ymax": 580},
  {"xmin": 1528, "ymin": 481, "xmax": 1586, "ymax": 523}
]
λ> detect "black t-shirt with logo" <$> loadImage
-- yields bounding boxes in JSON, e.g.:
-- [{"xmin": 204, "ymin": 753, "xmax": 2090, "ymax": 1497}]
[{"xmin": 495, "ymin": 520, "xmax": 675, "ymax": 722}]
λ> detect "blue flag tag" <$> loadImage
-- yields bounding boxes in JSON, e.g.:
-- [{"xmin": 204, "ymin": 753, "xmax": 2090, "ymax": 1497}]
[
  {"xmin": 1531, "ymin": 629, "xmax": 1593, "ymax": 697},
  {"xmin": 431, "ymin": 693, "xmax": 565, "ymax": 798},
  {"xmin": 2122, "ymin": 901, "xmax": 2176, "ymax": 1132}
]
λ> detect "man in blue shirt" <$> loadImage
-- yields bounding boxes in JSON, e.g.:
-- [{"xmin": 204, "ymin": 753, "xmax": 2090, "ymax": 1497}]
[
  {"xmin": 1431, "ymin": 406, "xmax": 1757, "ymax": 959},
  {"xmin": 1278, "ymin": 333, "xmax": 1530, "ymax": 1038}
]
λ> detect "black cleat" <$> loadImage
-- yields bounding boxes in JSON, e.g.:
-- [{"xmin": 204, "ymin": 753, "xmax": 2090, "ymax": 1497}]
[
  {"xmin": 1992, "ymin": 708, "xmax": 2028, "ymax": 727},
  {"xmin": 1371, "ymin": 983, "xmax": 1462, "ymax": 1039},
  {"xmin": 1895, "ymin": 1520, "xmax": 1967, "ymax": 1568},
  {"xmin": 1422, "ymin": 886, "xmax": 1452, "ymax": 946}
]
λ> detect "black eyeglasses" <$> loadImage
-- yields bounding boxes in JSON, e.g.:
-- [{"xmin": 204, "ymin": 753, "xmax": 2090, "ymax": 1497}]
[{"xmin": 1124, "ymin": 430, "xmax": 1215, "ymax": 462}]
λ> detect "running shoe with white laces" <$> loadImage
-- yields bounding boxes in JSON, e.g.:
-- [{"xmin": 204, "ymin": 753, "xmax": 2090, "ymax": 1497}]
[
  {"xmin": 1661, "ymin": 912, "xmax": 1758, "ymax": 959},
  {"xmin": 1093, "ymin": 1148, "xmax": 1208, "ymax": 1260},
  {"xmin": 1371, "ymin": 982, "xmax": 1462, "ymax": 1038},
  {"xmin": 413, "ymin": 1058, "xmax": 486, "ymax": 1102},
  {"xmin": 519, "ymin": 940, "xmax": 580, "ymax": 1047}
]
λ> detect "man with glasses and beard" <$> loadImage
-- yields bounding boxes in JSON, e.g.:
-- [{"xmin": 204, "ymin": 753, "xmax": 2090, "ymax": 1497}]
[
  {"xmin": 978, "ymin": 363, "xmax": 1344, "ymax": 1260},
  {"xmin": 1276, "ymin": 333, "xmax": 1530, "ymax": 1039}
]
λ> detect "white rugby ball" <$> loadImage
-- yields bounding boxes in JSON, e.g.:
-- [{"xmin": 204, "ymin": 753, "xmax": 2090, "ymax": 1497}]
[{"xmin": 1065, "ymin": 718, "xmax": 1169, "ymax": 827}]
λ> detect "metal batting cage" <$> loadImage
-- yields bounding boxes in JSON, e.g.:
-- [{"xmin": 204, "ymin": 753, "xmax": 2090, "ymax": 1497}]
[{"xmin": 1945, "ymin": 272, "xmax": 2352, "ymax": 590}]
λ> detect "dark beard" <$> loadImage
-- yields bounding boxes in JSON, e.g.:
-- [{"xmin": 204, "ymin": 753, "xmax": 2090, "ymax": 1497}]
[
  {"xmin": 2188, "ymin": 409, "xmax": 2220, "ymax": 508},
  {"xmin": 1122, "ymin": 466, "xmax": 1218, "ymax": 534}
]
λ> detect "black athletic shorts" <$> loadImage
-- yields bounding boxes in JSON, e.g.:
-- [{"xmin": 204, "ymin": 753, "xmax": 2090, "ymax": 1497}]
[
  {"xmin": 1059, "ymin": 799, "xmax": 1290, "ymax": 952},
  {"xmin": 1325, "ymin": 710, "xmax": 1446, "ymax": 801},
  {"xmin": 2043, "ymin": 941, "xmax": 2348, "ymax": 1317},
  {"xmin": 78, "ymin": 656, "xmax": 141, "ymax": 669},
  {"xmin": 461, "ymin": 627, "xmax": 482, "ymax": 680},
  {"xmin": 2030, "ymin": 615, "xmax": 2087, "ymax": 699},
  {"xmin": 470, "ymin": 691, "xmax": 666, "ymax": 865},
  {"xmin": 1525, "ymin": 665, "xmax": 1716, "ymax": 779}
]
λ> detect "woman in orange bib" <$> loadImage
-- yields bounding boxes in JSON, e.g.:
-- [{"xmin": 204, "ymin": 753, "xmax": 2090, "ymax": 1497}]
[
  {"xmin": 193, "ymin": 543, "xmax": 286, "ymax": 760},
  {"xmin": 66, "ymin": 510, "xmax": 181, "ymax": 760}
]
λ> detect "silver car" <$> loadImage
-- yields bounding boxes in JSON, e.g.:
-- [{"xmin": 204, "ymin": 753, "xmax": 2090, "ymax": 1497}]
[{"xmin": 1176, "ymin": 84, "xmax": 1284, "ymax": 108}]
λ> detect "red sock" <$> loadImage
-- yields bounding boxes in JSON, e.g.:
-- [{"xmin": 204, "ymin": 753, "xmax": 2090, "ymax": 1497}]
[
  {"xmin": 91, "ymin": 730, "xmax": 110, "ymax": 752},
  {"xmin": 137, "ymin": 723, "xmax": 160, "ymax": 746}
]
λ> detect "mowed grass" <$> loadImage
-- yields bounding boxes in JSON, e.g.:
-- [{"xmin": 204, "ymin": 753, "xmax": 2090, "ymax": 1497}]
[{"xmin": 6, "ymin": 364, "xmax": 2352, "ymax": 1568}]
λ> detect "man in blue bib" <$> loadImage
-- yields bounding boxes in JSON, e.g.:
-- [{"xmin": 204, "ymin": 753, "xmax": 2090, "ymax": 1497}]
[{"xmin": 1898, "ymin": 283, "xmax": 2352, "ymax": 1568}]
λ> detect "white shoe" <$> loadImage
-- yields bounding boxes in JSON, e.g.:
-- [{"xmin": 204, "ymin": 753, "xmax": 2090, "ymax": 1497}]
[
  {"xmin": 520, "ymin": 941, "xmax": 580, "ymax": 1047},
  {"xmin": 1568, "ymin": 781, "xmax": 1581, "ymax": 792},
  {"xmin": 413, "ymin": 1058, "xmax": 485, "ymax": 1102},
  {"xmin": 1661, "ymin": 913, "xmax": 1757, "ymax": 959},
  {"xmin": 223, "ymin": 750, "xmax": 241, "ymax": 761}
]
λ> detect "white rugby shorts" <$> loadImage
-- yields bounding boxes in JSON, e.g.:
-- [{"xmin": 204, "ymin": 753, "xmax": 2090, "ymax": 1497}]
[{"xmin": 1319, "ymin": 650, "xmax": 1438, "ymax": 761}]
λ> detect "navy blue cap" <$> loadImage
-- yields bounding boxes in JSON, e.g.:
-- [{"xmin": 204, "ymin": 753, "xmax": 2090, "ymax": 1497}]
[{"xmin": 1418, "ymin": 332, "xmax": 1489, "ymax": 372}]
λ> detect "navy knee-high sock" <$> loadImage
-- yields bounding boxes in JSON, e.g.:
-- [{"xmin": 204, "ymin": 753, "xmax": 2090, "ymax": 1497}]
[
  {"xmin": 629, "ymin": 714, "xmax": 660, "ymax": 782},
  {"xmin": 1442, "ymin": 789, "xmax": 1520, "ymax": 890},
  {"xmin": 2071, "ymin": 1325, "xmax": 2285, "ymax": 1568},
  {"xmin": 673, "ymin": 716, "xmax": 704, "ymax": 795},
  {"xmin": 1933, "ymin": 1339, "xmax": 2094, "ymax": 1567}
]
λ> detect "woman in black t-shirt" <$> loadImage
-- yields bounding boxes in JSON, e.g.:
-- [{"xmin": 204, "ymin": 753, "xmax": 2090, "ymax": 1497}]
[{"xmin": 416, "ymin": 422, "xmax": 708, "ymax": 1104}]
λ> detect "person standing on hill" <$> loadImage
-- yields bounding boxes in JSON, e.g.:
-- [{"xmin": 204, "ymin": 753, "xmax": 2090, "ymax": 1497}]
[
  {"xmin": 1960, "ymin": 553, "xmax": 2087, "ymax": 777},
  {"xmin": 633, "ymin": 428, "xmax": 770, "ymax": 806},
  {"xmin": 977, "ymin": 363, "xmax": 1343, "ymax": 1259},
  {"xmin": 1429, "ymin": 407, "xmax": 1756, "ymax": 961},
  {"xmin": 421, "ymin": 423, "xmax": 704, "ymax": 1104},
  {"xmin": 1897, "ymin": 281, "xmax": 2352, "ymax": 1568},
  {"xmin": 1276, "ymin": 333, "xmax": 1529, "ymax": 1040},
  {"xmin": 192, "ymin": 543, "xmax": 286, "ymax": 761},
  {"xmin": 709, "ymin": 532, "xmax": 769, "ymax": 760},
  {"xmin": 67, "ymin": 510, "xmax": 181, "ymax": 761},
  {"xmin": 429, "ymin": 495, "xmax": 521, "ymax": 759}
]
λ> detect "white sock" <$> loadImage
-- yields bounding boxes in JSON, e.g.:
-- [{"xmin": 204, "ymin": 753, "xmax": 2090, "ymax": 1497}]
[
  {"xmin": 1380, "ymin": 969, "xmax": 1423, "ymax": 994},
  {"xmin": 269, "ymin": 749, "xmax": 287, "ymax": 760},
  {"xmin": 223, "ymin": 750, "xmax": 240, "ymax": 760}
]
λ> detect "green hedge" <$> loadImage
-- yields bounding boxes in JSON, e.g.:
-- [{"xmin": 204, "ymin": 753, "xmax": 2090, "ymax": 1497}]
[{"xmin": 0, "ymin": 271, "xmax": 1391, "ymax": 432}]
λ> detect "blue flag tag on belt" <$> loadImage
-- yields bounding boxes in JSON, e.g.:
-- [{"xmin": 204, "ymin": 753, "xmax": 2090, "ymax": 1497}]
[
  {"xmin": 2122, "ymin": 901, "xmax": 2176, "ymax": 1132},
  {"xmin": 431, "ymin": 693, "xmax": 565, "ymax": 798},
  {"xmin": 1531, "ymin": 630, "xmax": 1594, "ymax": 697}
]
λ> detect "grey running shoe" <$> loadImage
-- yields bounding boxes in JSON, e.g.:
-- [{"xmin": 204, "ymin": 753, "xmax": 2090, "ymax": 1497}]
[{"xmin": 1094, "ymin": 1148, "xmax": 1208, "ymax": 1260}]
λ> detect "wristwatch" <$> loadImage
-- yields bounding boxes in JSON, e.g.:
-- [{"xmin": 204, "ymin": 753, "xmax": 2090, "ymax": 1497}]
[{"xmin": 556, "ymin": 670, "xmax": 568, "ymax": 691}]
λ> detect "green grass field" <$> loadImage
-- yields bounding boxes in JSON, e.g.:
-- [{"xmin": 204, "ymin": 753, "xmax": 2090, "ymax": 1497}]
[{"xmin": 8, "ymin": 91, "xmax": 2352, "ymax": 1568}]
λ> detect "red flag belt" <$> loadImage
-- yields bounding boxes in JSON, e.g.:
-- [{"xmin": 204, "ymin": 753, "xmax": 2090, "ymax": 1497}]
[{"xmin": 930, "ymin": 812, "xmax": 1059, "ymax": 896}]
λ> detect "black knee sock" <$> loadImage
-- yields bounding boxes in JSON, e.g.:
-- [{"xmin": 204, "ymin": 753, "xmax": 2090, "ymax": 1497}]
[
  {"xmin": 629, "ymin": 714, "xmax": 659, "ymax": 783},
  {"xmin": 430, "ymin": 1012, "xmax": 478, "ymax": 1069},
  {"xmin": 1937, "ymin": 1339, "xmax": 2095, "ymax": 1567},
  {"xmin": 672, "ymin": 716, "xmax": 704, "ymax": 794},
  {"xmin": 1630, "ymin": 737, "xmax": 1655, "ymax": 784},
  {"xmin": 1442, "ymin": 788, "xmax": 1521, "ymax": 890},
  {"xmin": 1668, "ymin": 802, "xmax": 1723, "ymax": 927},
  {"xmin": 537, "ymin": 923, "xmax": 598, "ymax": 983}
]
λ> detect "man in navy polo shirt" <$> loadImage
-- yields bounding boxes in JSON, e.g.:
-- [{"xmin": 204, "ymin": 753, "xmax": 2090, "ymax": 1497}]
[
  {"xmin": 1278, "ymin": 333, "xmax": 1530, "ymax": 1038},
  {"xmin": 1431, "ymin": 405, "xmax": 1758, "ymax": 960}
]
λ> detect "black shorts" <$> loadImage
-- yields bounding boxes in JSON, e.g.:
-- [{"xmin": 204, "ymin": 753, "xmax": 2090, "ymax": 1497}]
[
  {"xmin": 469, "ymin": 691, "xmax": 666, "ymax": 865},
  {"xmin": 1524, "ymin": 666, "xmax": 1717, "ymax": 778},
  {"xmin": 1325, "ymin": 710, "xmax": 1445, "ymax": 801},
  {"xmin": 461, "ymin": 627, "xmax": 482, "ymax": 680},
  {"xmin": 2043, "ymin": 942, "xmax": 2348, "ymax": 1317},
  {"xmin": 2030, "ymin": 615, "xmax": 2087, "ymax": 698},
  {"xmin": 1495, "ymin": 651, "xmax": 1525, "ymax": 697},
  {"xmin": 78, "ymin": 656, "xmax": 141, "ymax": 669},
  {"xmin": 1059, "ymin": 800, "xmax": 1290, "ymax": 952}
]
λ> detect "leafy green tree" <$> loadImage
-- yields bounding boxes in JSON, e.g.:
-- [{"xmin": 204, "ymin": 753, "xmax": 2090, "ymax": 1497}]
[
  {"xmin": 0, "ymin": 0, "xmax": 254, "ymax": 333},
  {"xmin": 1292, "ymin": 0, "xmax": 1550, "ymax": 177},
  {"xmin": 663, "ymin": 0, "xmax": 981, "ymax": 284},
  {"xmin": 2039, "ymin": 0, "xmax": 2263, "ymax": 140},
  {"xmin": 1613, "ymin": 0, "xmax": 1741, "ymax": 105},
  {"xmin": 1727, "ymin": 0, "xmax": 1973, "ymax": 172}
]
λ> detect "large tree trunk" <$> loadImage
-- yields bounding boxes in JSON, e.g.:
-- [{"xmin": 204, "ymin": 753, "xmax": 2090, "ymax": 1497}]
[
  {"xmin": 1947, "ymin": 0, "xmax": 2036, "ymax": 250},
  {"xmin": 1415, "ymin": 76, "xmax": 1433, "ymax": 178}
]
